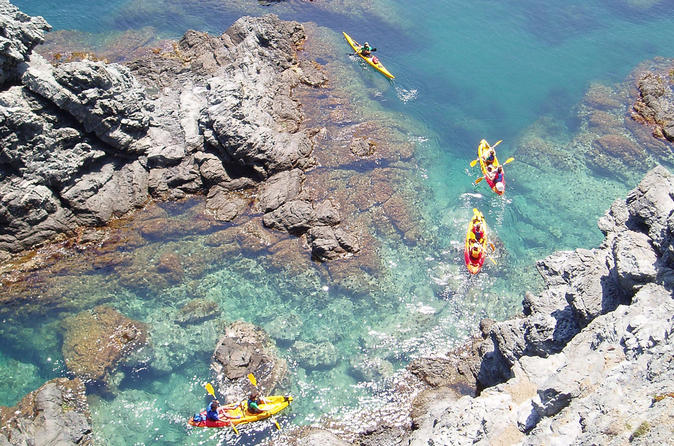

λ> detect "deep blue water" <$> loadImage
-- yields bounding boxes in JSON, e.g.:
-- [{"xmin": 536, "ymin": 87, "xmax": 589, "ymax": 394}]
[{"xmin": 5, "ymin": 0, "xmax": 674, "ymax": 444}]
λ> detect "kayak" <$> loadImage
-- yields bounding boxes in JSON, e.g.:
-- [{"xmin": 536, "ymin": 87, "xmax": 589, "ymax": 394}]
[
  {"xmin": 477, "ymin": 139, "xmax": 505, "ymax": 195},
  {"xmin": 464, "ymin": 208, "xmax": 488, "ymax": 275},
  {"xmin": 189, "ymin": 395, "xmax": 293, "ymax": 428},
  {"xmin": 342, "ymin": 32, "xmax": 395, "ymax": 79}
]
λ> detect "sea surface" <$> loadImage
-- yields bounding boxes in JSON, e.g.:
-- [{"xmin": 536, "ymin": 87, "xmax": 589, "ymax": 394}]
[{"xmin": 4, "ymin": 0, "xmax": 674, "ymax": 444}]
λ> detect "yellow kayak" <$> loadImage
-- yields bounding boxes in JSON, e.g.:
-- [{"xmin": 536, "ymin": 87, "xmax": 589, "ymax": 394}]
[
  {"xmin": 189, "ymin": 395, "xmax": 293, "ymax": 428},
  {"xmin": 343, "ymin": 32, "xmax": 395, "ymax": 79}
]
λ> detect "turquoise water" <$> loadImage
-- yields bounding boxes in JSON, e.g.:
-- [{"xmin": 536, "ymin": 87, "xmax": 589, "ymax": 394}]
[{"xmin": 4, "ymin": 0, "xmax": 674, "ymax": 444}]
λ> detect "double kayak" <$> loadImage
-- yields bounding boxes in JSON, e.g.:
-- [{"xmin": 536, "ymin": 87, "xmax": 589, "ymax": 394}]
[
  {"xmin": 342, "ymin": 32, "xmax": 395, "ymax": 79},
  {"xmin": 189, "ymin": 395, "xmax": 293, "ymax": 428},
  {"xmin": 477, "ymin": 139, "xmax": 505, "ymax": 195},
  {"xmin": 464, "ymin": 208, "xmax": 488, "ymax": 275}
]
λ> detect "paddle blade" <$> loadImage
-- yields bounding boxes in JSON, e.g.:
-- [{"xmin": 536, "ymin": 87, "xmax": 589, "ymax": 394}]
[
  {"xmin": 247, "ymin": 373, "xmax": 257, "ymax": 387},
  {"xmin": 274, "ymin": 419, "xmax": 281, "ymax": 430},
  {"xmin": 232, "ymin": 424, "xmax": 239, "ymax": 435},
  {"xmin": 504, "ymin": 157, "xmax": 514, "ymax": 165},
  {"xmin": 204, "ymin": 383, "xmax": 215, "ymax": 398},
  {"xmin": 474, "ymin": 176, "xmax": 484, "ymax": 185},
  {"xmin": 488, "ymin": 256, "xmax": 497, "ymax": 265},
  {"xmin": 489, "ymin": 242, "xmax": 496, "ymax": 251},
  {"xmin": 492, "ymin": 139, "xmax": 503, "ymax": 148},
  {"xmin": 470, "ymin": 159, "xmax": 478, "ymax": 167}
]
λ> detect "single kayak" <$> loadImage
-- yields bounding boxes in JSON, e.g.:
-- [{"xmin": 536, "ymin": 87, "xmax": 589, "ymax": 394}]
[
  {"xmin": 477, "ymin": 139, "xmax": 505, "ymax": 195},
  {"xmin": 189, "ymin": 395, "xmax": 293, "ymax": 428},
  {"xmin": 342, "ymin": 32, "xmax": 395, "ymax": 79},
  {"xmin": 464, "ymin": 208, "xmax": 488, "ymax": 275}
]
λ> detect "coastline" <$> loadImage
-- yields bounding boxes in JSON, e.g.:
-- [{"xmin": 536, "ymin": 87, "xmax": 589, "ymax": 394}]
[{"xmin": 1, "ymin": 1, "xmax": 673, "ymax": 445}]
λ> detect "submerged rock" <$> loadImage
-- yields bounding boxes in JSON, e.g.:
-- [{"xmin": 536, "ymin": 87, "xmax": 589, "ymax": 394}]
[
  {"xmin": 61, "ymin": 305, "xmax": 148, "ymax": 386},
  {"xmin": 0, "ymin": 377, "xmax": 92, "ymax": 445}
]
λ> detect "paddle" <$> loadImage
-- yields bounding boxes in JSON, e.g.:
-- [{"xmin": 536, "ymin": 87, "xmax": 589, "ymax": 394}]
[
  {"xmin": 247, "ymin": 373, "xmax": 281, "ymax": 431},
  {"xmin": 470, "ymin": 139, "xmax": 503, "ymax": 167},
  {"xmin": 204, "ymin": 382, "xmax": 239, "ymax": 435}
]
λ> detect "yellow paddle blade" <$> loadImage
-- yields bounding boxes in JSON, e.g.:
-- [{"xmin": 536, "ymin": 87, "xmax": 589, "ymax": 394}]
[
  {"xmin": 492, "ymin": 139, "xmax": 503, "ymax": 148},
  {"xmin": 474, "ymin": 176, "xmax": 484, "ymax": 185},
  {"xmin": 470, "ymin": 158, "xmax": 479, "ymax": 167},
  {"xmin": 204, "ymin": 383, "xmax": 215, "ymax": 397},
  {"xmin": 232, "ymin": 424, "xmax": 239, "ymax": 435},
  {"xmin": 247, "ymin": 373, "xmax": 257, "ymax": 387},
  {"xmin": 504, "ymin": 157, "xmax": 514, "ymax": 165},
  {"xmin": 274, "ymin": 419, "xmax": 281, "ymax": 430},
  {"xmin": 488, "ymin": 256, "xmax": 497, "ymax": 265}
]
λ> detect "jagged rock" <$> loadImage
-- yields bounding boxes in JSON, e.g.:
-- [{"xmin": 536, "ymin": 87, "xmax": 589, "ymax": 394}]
[
  {"xmin": 22, "ymin": 55, "xmax": 152, "ymax": 153},
  {"xmin": 0, "ymin": 0, "xmax": 50, "ymax": 85},
  {"xmin": 61, "ymin": 305, "xmax": 148, "ymax": 385},
  {"xmin": 211, "ymin": 321, "xmax": 287, "ymax": 403},
  {"xmin": 0, "ymin": 378, "xmax": 92, "ymax": 446},
  {"xmin": 1, "ymin": 5, "xmax": 333, "ymax": 263}
]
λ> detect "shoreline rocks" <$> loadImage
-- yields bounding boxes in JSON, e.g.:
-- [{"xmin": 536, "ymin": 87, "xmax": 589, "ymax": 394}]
[
  {"xmin": 0, "ymin": 377, "xmax": 92, "ymax": 446},
  {"xmin": 0, "ymin": 2, "xmax": 357, "ymax": 264}
]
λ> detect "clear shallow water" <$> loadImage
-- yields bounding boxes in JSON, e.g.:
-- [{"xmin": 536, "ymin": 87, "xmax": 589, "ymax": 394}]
[{"xmin": 4, "ymin": 0, "xmax": 674, "ymax": 444}]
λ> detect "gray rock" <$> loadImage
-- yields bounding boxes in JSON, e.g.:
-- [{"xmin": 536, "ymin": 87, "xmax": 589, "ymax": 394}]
[
  {"xmin": 263, "ymin": 199, "xmax": 314, "ymax": 233},
  {"xmin": 0, "ymin": 378, "xmax": 92, "ymax": 446},
  {"xmin": 257, "ymin": 168, "xmax": 304, "ymax": 213},
  {"xmin": 265, "ymin": 313, "xmax": 303, "ymax": 345},
  {"xmin": 0, "ymin": 0, "xmax": 50, "ymax": 85},
  {"xmin": 205, "ymin": 187, "xmax": 250, "ymax": 222},
  {"xmin": 613, "ymin": 230, "xmax": 658, "ymax": 292},
  {"xmin": 211, "ymin": 321, "xmax": 287, "ymax": 402},
  {"xmin": 22, "ymin": 55, "xmax": 152, "ymax": 153}
]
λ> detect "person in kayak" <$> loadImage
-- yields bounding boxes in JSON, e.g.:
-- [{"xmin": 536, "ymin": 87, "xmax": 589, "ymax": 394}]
[
  {"xmin": 360, "ymin": 42, "xmax": 374, "ymax": 56},
  {"xmin": 468, "ymin": 240, "xmax": 482, "ymax": 262},
  {"xmin": 247, "ymin": 392, "xmax": 264, "ymax": 414},
  {"xmin": 206, "ymin": 399, "xmax": 220, "ymax": 421},
  {"xmin": 471, "ymin": 221, "xmax": 485, "ymax": 243},
  {"xmin": 494, "ymin": 165, "xmax": 504, "ymax": 192},
  {"xmin": 483, "ymin": 147, "xmax": 496, "ymax": 166}
]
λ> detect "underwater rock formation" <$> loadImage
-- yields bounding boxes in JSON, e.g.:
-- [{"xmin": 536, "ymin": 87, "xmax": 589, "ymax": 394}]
[
  {"xmin": 61, "ymin": 305, "xmax": 148, "ymax": 387},
  {"xmin": 0, "ymin": 377, "xmax": 92, "ymax": 445},
  {"xmin": 0, "ymin": 2, "xmax": 356, "ymax": 264}
]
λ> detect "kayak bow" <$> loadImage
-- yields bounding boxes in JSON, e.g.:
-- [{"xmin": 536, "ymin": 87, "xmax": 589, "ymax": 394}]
[{"xmin": 343, "ymin": 32, "xmax": 395, "ymax": 79}]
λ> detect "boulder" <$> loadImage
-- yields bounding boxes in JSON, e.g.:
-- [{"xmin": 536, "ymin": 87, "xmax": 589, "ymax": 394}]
[
  {"xmin": 211, "ymin": 321, "xmax": 287, "ymax": 402},
  {"xmin": 0, "ymin": 378, "xmax": 91, "ymax": 446},
  {"xmin": 175, "ymin": 300, "xmax": 220, "ymax": 326}
]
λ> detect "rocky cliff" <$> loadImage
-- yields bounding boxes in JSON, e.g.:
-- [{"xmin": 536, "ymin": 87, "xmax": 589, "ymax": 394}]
[
  {"xmin": 408, "ymin": 166, "xmax": 673, "ymax": 445},
  {"xmin": 0, "ymin": 0, "xmax": 357, "ymax": 263}
]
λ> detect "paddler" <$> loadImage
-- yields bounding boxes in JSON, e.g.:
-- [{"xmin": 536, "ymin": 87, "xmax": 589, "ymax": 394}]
[
  {"xmin": 360, "ymin": 41, "xmax": 375, "ymax": 56},
  {"xmin": 469, "ymin": 240, "xmax": 482, "ymax": 261},
  {"xmin": 494, "ymin": 165, "xmax": 504, "ymax": 193},
  {"xmin": 206, "ymin": 399, "xmax": 220, "ymax": 421},
  {"xmin": 247, "ymin": 392, "xmax": 265, "ymax": 414},
  {"xmin": 482, "ymin": 146, "xmax": 496, "ymax": 166},
  {"xmin": 471, "ymin": 220, "xmax": 485, "ymax": 243}
]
